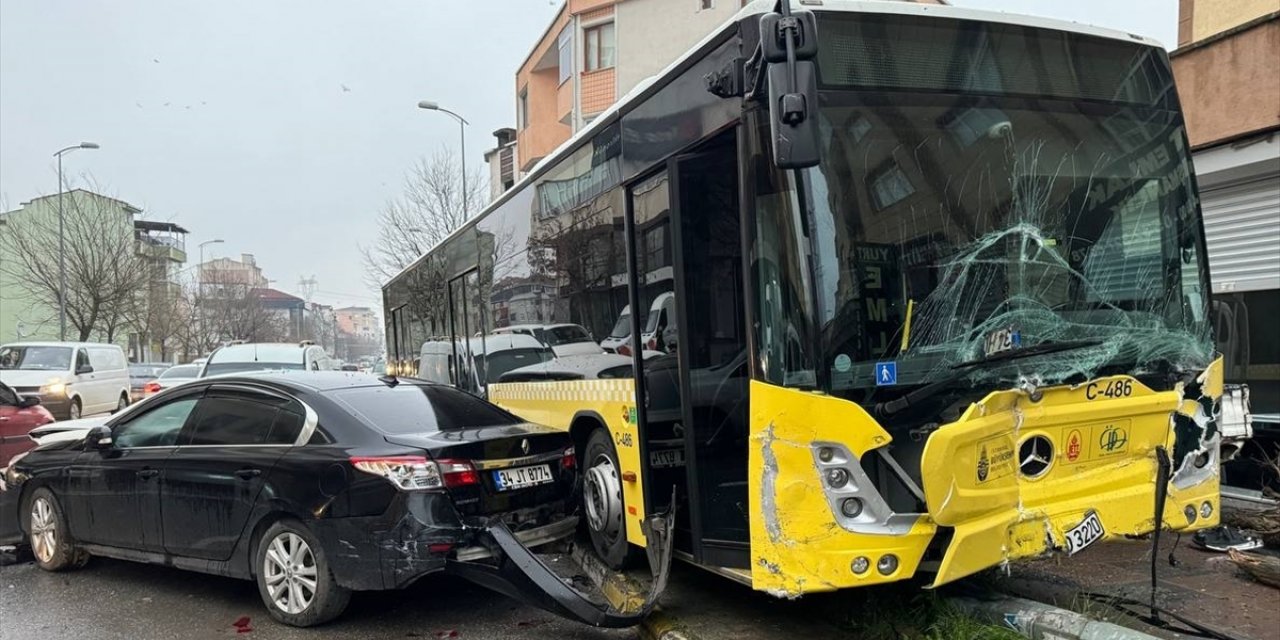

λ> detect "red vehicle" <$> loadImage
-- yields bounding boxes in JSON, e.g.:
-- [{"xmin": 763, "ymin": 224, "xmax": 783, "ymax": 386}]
[{"xmin": 0, "ymin": 381, "xmax": 54, "ymax": 468}]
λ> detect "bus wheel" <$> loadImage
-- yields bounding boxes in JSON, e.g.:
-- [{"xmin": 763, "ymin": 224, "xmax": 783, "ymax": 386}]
[{"xmin": 583, "ymin": 428, "xmax": 639, "ymax": 569}]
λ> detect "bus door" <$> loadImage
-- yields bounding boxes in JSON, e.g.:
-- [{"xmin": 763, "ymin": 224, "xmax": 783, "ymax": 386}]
[
  {"xmin": 448, "ymin": 271, "xmax": 484, "ymax": 395},
  {"xmin": 643, "ymin": 129, "xmax": 751, "ymax": 569}
]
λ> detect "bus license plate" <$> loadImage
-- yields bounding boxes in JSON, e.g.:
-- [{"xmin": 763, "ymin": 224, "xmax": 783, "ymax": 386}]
[
  {"xmin": 1065, "ymin": 512, "xmax": 1105, "ymax": 555},
  {"xmin": 650, "ymin": 448, "xmax": 685, "ymax": 468},
  {"xmin": 492, "ymin": 464, "xmax": 554, "ymax": 491}
]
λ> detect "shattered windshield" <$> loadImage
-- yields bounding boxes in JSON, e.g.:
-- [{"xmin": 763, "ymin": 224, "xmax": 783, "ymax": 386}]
[{"xmin": 758, "ymin": 14, "xmax": 1213, "ymax": 394}]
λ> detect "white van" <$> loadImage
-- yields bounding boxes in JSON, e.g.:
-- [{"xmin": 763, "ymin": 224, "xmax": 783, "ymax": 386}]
[
  {"xmin": 600, "ymin": 292, "xmax": 676, "ymax": 356},
  {"xmin": 0, "ymin": 342, "xmax": 131, "ymax": 420}
]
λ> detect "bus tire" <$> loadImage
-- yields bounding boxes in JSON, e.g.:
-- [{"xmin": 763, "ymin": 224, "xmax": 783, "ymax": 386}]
[{"xmin": 583, "ymin": 427, "xmax": 641, "ymax": 570}]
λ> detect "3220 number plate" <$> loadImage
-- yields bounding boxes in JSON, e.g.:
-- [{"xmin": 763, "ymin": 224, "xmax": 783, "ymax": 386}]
[
  {"xmin": 1065, "ymin": 512, "xmax": 1105, "ymax": 555},
  {"xmin": 492, "ymin": 464, "xmax": 554, "ymax": 491}
]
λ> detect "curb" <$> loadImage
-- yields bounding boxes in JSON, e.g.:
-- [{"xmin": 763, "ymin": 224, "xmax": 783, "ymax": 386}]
[{"xmin": 951, "ymin": 595, "xmax": 1162, "ymax": 640}]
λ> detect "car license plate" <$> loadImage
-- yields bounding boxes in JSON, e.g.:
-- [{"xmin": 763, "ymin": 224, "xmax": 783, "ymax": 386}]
[
  {"xmin": 649, "ymin": 448, "xmax": 685, "ymax": 468},
  {"xmin": 492, "ymin": 464, "xmax": 554, "ymax": 491},
  {"xmin": 1064, "ymin": 511, "xmax": 1105, "ymax": 555}
]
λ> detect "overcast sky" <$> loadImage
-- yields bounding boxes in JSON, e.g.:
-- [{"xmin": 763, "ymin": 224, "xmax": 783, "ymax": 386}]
[{"xmin": 0, "ymin": 0, "xmax": 1177, "ymax": 311}]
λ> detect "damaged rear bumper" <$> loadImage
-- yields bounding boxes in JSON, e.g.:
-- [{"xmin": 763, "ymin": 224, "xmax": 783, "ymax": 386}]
[{"xmin": 447, "ymin": 500, "xmax": 675, "ymax": 628}]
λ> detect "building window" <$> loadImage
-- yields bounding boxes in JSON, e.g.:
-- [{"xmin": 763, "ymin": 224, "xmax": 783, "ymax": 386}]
[
  {"xmin": 557, "ymin": 24, "xmax": 573, "ymax": 85},
  {"xmin": 870, "ymin": 162, "xmax": 915, "ymax": 211},
  {"xmin": 518, "ymin": 89, "xmax": 529, "ymax": 130},
  {"xmin": 584, "ymin": 22, "xmax": 616, "ymax": 72}
]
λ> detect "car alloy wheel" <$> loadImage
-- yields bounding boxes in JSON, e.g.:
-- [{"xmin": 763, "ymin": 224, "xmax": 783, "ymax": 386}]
[
  {"xmin": 116, "ymin": 394, "xmax": 128, "ymax": 412},
  {"xmin": 67, "ymin": 400, "xmax": 81, "ymax": 421},
  {"xmin": 30, "ymin": 497, "xmax": 57, "ymax": 564},
  {"xmin": 263, "ymin": 532, "xmax": 319, "ymax": 615}
]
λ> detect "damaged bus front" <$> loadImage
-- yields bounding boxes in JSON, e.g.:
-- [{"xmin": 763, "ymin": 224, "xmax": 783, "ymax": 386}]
[{"xmin": 746, "ymin": 6, "xmax": 1254, "ymax": 593}]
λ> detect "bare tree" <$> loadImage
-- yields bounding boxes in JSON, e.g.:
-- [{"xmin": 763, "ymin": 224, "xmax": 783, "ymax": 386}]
[
  {"xmin": 0, "ymin": 188, "xmax": 154, "ymax": 342},
  {"xmin": 360, "ymin": 146, "xmax": 488, "ymax": 290},
  {"xmin": 129, "ymin": 278, "xmax": 193, "ymax": 362},
  {"xmin": 199, "ymin": 267, "xmax": 288, "ymax": 344}
]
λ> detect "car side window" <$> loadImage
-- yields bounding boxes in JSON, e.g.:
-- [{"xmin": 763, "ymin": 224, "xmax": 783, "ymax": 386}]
[
  {"xmin": 75, "ymin": 349, "xmax": 90, "ymax": 371},
  {"xmin": 187, "ymin": 392, "xmax": 305, "ymax": 446},
  {"xmin": 0, "ymin": 384, "xmax": 18, "ymax": 406},
  {"xmin": 114, "ymin": 397, "xmax": 199, "ymax": 448}
]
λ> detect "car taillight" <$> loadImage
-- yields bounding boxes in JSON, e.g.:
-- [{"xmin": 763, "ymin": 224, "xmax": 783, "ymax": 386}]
[
  {"xmin": 617, "ymin": 344, "xmax": 632, "ymax": 356},
  {"xmin": 435, "ymin": 458, "xmax": 479, "ymax": 488},
  {"xmin": 143, "ymin": 381, "xmax": 161, "ymax": 394},
  {"xmin": 562, "ymin": 446, "xmax": 576, "ymax": 470},
  {"xmin": 351, "ymin": 456, "xmax": 444, "ymax": 490},
  {"xmin": 647, "ymin": 338, "xmax": 656, "ymax": 350}
]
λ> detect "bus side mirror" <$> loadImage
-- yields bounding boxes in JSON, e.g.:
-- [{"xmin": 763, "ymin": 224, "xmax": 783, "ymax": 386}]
[
  {"xmin": 760, "ymin": 10, "xmax": 821, "ymax": 169},
  {"xmin": 766, "ymin": 61, "xmax": 820, "ymax": 168}
]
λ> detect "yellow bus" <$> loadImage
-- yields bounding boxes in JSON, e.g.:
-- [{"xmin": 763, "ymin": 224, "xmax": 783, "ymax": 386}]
[{"xmin": 383, "ymin": 0, "xmax": 1252, "ymax": 625}]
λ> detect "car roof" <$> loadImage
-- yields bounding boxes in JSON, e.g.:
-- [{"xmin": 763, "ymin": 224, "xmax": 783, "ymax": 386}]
[
  {"xmin": 1, "ymin": 341, "xmax": 121, "ymax": 349},
  {"xmin": 208, "ymin": 343, "xmax": 310, "ymax": 363},
  {"xmin": 470, "ymin": 334, "xmax": 545, "ymax": 354},
  {"xmin": 200, "ymin": 370, "xmax": 422, "ymax": 392}
]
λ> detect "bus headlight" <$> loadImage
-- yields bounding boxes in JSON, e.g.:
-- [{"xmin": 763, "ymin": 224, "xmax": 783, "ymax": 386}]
[{"xmin": 825, "ymin": 468, "xmax": 850, "ymax": 488}]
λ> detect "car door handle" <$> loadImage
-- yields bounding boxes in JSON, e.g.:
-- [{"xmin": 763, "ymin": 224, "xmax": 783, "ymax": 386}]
[
  {"xmin": 235, "ymin": 468, "xmax": 261, "ymax": 480},
  {"xmin": 137, "ymin": 469, "xmax": 160, "ymax": 480}
]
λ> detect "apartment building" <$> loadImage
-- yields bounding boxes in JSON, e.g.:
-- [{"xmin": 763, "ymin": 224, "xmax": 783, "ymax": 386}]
[
  {"xmin": 1171, "ymin": 0, "xmax": 1280, "ymax": 414},
  {"xmin": 503, "ymin": 0, "xmax": 744, "ymax": 177},
  {"xmin": 0, "ymin": 190, "xmax": 188, "ymax": 361},
  {"xmin": 488, "ymin": 0, "xmax": 942, "ymax": 193}
]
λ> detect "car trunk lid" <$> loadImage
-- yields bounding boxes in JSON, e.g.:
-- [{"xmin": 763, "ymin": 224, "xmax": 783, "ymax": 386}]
[{"xmin": 383, "ymin": 423, "xmax": 576, "ymax": 518}]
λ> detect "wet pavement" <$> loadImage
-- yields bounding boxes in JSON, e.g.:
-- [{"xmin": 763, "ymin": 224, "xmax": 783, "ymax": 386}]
[{"xmin": 0, "ymin": 555, "xmax": 635, "ymax": 639}]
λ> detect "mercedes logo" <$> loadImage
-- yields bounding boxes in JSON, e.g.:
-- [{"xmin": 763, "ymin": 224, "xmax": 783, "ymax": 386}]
[
  {"xmin": 1018, "ymin": 435, "xmax": 1054, "ymax": 478},
  {"xmin": 520, "ymin": 439, "xmax": 530, "ymax": 455}
]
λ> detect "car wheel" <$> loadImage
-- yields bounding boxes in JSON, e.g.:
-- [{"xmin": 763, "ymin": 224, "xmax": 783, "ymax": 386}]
[
  {"xmin": 66, "ymin": 398, "xmax": 81, "ymax": 421},
  {"xmin": 26, "ymin": 488, "xmax": 89, "ymax": 571},
  {"xmin": 583, "ymin": 428, "xmax": 640, "ymax": 570},
  {"xmin": 255, "ymin": 520, "xmax": 350, "ymax": 627},
  {"xmin": 113, "ymin": 393, "xmax": 128, "ymax": 414}
]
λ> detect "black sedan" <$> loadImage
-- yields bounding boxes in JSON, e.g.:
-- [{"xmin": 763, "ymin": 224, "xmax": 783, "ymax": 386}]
[{"xmin": 0, "ymin": 372, "xmax": 609, "ymax": 627}]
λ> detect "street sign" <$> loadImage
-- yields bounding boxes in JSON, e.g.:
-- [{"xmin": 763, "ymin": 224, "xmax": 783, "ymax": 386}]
[{"xmin": 875, "ymin": 361, "xmax": 897, "ymax": 386}]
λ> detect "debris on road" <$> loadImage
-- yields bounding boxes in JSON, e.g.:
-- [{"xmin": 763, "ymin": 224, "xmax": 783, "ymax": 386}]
[{"xmin": 1226, "ymin": 549, "xmax": 1280, "ymax": 588}]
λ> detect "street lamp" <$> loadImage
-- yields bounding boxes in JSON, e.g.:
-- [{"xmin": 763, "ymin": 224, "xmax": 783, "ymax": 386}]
[
  {"xmin": 195, "ymin": 239, "xmax": 223, "ymax": 357},
  {"xmin": 54, "ymin": 141, "xmax": 100, "ymax": 341},
  {"xmin": 417, "ymin": 100, "xmax": 471, "ymax": 218},
  {"xmin": 197, "ymin": 239, "xmax": 224, "ymax": 283}
]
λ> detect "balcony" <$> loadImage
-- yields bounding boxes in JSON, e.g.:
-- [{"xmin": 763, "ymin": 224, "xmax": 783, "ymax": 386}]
[{"xmin": 134, "ymin": 219, "xmax": 189, "ymax": 264}]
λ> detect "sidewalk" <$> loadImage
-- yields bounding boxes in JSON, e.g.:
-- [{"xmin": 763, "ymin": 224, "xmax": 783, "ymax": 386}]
[{"xmin": 990, "ymin": 537, "xmax": 1280, "ymax": 640}]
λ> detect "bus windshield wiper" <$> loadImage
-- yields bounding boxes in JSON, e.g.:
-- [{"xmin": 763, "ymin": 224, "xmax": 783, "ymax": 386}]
[
  {"xmin": 951, "ymin": 338, "xmax": 1105, "ymax": 370},
  {"xmin": 876, "ymin": 339, "xmax": 1105, "ymax": 420}
]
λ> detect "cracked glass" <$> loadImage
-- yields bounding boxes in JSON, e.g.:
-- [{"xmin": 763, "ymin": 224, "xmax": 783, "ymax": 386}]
[{"xmin": 758, "ymin": 13, "xmax": 1213, "ymax": 397}]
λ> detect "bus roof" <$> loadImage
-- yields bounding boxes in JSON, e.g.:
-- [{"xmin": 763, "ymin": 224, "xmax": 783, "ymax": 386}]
[{"xmin": 384, "ymin": 0, "xmax": 1163, "ymax": 290}]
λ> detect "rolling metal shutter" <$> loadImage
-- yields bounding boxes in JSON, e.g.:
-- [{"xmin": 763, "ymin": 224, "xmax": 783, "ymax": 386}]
[{"xmin": 1201, "ymin": 176, "xmax": 1280, "ymax": 293}]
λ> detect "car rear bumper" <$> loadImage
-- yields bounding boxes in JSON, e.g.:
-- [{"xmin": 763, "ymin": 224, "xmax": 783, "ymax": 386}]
[{"xmin": 311, "ymin": 492, "xmax": 579, "ymax": 591}]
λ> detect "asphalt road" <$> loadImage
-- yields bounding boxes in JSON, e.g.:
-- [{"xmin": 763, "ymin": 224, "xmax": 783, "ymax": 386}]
[{"xmin": 0, "ymin": 555, "xmax": 637, "ymax": 640}]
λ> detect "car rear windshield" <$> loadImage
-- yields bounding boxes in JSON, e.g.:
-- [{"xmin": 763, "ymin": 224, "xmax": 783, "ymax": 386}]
[
  {"xmin": 331, "ymin": 384, "xmax": 522, "ymax": 434},
  {"xmin": 160, "ymin": 365, "xmax": 200, "ymax": 379},
  {"xmin": 546, "ymin": 325, "xmax": 591, "ymax": 345},
  {"xmin": 203, "ymin": 362, "xmax": 305, "ymax": 376}
]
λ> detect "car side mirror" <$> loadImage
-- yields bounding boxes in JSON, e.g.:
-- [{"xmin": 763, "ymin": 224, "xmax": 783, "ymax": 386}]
[
  {"xmin": 85, "ymin": 425, "xmax": 113, "ymax": 450},
  {"xmin": 18, "ymin": 395, "xmax": 41, "ymax": 408},
  {"xmin": 76, "ymin": 364, "xmax": 94, "ymax": 375}
]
